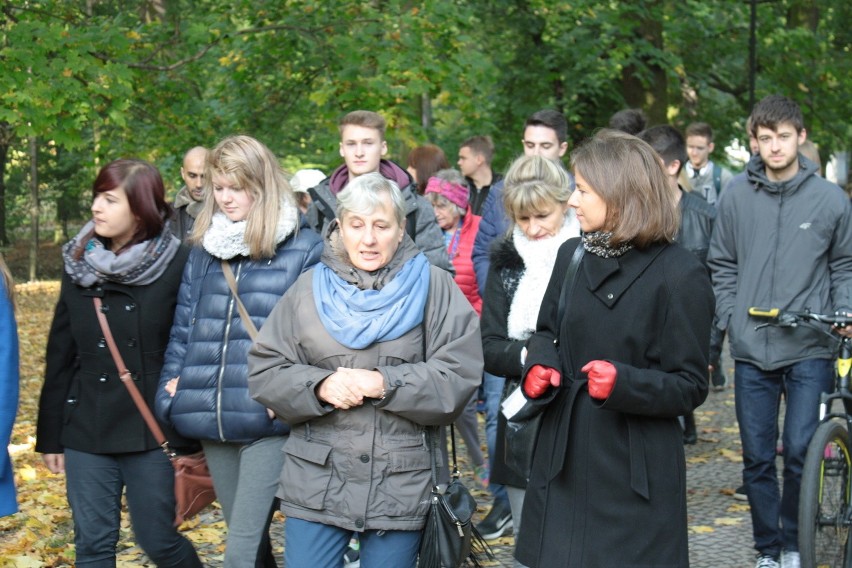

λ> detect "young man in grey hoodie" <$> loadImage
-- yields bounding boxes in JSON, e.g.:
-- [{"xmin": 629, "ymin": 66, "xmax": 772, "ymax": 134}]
[{"xmin": 708, "ymin": 94, "xmax": 852, "ymax": 568}]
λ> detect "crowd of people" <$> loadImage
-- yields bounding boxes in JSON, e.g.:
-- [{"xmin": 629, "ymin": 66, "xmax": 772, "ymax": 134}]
[{"xmin": 0, "ymin": 92, "xmax": 845, "ymax": 568}]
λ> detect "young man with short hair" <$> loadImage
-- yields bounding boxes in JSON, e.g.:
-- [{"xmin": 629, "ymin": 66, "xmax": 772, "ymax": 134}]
[
  {"xmin": 683, "ymin": 122, "xmax": 733, "ymax": 205},
  {"xmin": 472, "ymin": 109, "xmax": 570, "ymax": 295},
  {"xmin": 708, "ymin": 95, "xmax": 852, "ymax": 568},
  {"xmin": 306, "ymin": 110, "xmax": 451, "ymax": 272},
  {"xmin": 457, "ymin": 135, "xmax": 501, "ymax": 216}
]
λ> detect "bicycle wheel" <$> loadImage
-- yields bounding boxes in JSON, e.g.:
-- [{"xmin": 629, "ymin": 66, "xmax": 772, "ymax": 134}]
[{"xmin": 799, "ymin": 420, "xmax": 852, "ymax": 568}]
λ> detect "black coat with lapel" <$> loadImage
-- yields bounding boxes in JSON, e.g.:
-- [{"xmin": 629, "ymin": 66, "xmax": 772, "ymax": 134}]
[
  {"xmin": 37, "ymin": 246, "xmax": 191, "ymax": 455},
  {"xmin": 516, "ymin": 238, "xmax": 713, "ymax": 568}
]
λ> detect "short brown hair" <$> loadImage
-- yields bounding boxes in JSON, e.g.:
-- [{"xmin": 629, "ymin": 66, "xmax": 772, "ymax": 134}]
[
  {"xmin": 571, "ymin": 129, "xmax": 679, "ymax": 248},
  {"xmin": 460, "ymin": 135, "xmax": 495, "ymax": 165},
  {"xmin": 685, "ymin": 122, "xmax": 713, "ymax": 142},
  {"xmin": 339, "ymin": 110, "xmax": 386, "ymax": 140},
  {"xmin": 749, "ymin": 94, "xmax": 805, "ymax": 136}
]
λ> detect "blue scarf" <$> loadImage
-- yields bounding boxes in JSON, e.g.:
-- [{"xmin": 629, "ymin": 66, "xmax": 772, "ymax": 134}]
[{"xmin": 313, "ymin": 254, "xmax": 430, "ymax": 349}]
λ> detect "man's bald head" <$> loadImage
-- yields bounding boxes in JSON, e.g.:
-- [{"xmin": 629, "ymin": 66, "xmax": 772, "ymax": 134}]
[{"xmin": 181, "ymin": 146, "xmax": 208, "ymax": 201}]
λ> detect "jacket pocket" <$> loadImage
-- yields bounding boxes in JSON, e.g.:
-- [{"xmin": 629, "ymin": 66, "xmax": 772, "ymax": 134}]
[
  {"xmin": 375, "ymin": 448, "xmax": 432, "ymax": 516},
  {"xmin": 280, "ymin": 436, "xmax": 333, "ymax": 511}
]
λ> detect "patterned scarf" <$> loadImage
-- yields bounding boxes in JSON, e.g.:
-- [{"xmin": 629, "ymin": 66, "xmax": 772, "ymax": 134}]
[
  {"xmin": 62, "ymin": 220, "xmax": 180, "ymax": 287},
  {"xmin": 582, "ymin": 231, "xmax": 633, "ymax": 258}
]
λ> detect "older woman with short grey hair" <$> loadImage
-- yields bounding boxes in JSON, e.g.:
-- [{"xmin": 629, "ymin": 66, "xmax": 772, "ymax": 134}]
[{"xmin": 248, "ymin": 172, "xmax": 483, "ymax": 567}]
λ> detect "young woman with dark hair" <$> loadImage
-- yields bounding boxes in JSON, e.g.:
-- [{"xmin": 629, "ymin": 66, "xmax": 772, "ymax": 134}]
[{"xmin": 37, "ymin": 159, "xmax": 202, "ymax": 567}]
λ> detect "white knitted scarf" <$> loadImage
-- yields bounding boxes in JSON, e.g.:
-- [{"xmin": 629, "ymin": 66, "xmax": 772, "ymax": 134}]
[
  {"xmin": 202, "ymin": 203, "xmax": 299, "ymax": 260},
  {"xmin": 506, "ymin": 213, "xmax": 580, "ymax": 340}
]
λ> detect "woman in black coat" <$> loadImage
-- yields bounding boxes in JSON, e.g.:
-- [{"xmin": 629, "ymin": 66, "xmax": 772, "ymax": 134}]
[
  {"xmin": 515, "ymin": 130, "xmax": 714, "ymax": 568},
  {"xmin": 37, "ymin": 159, "xmax": 201, "ymax": 567}
]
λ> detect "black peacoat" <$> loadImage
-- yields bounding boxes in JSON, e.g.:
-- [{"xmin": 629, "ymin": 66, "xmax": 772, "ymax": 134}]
[
  {"xmin": 516, "ymin": 239, "xmax": 714, "ymax": 568},
  {"xmin": 36, "ymin": 246, "xmax": 192, "ymax": 455}
]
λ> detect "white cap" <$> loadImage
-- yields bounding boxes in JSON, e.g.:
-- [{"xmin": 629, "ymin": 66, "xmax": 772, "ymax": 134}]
[{"xmin": 290, "ymin": 169, "xmax": 326, "ymax": 193}]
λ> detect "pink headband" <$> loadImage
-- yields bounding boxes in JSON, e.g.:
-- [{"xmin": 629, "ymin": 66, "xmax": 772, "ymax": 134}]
[{"xmin": 424, "ymin": 177, "xmax": 469, "ymax": 210}]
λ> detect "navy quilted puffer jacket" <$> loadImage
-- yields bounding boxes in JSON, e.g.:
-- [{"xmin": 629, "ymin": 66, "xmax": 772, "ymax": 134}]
[{"xmin": 156, "ymin": 221, "xmax": 322, "ymax": 443}]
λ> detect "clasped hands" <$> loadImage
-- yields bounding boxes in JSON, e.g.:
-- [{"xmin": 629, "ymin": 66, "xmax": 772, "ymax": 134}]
[
  {"xmin": 523, "ymin": 360, "xmax": 617, "ymax": 400},
  {"xmin": 317, "ymin": 367, "xmax": 385, "ymax": 410}
]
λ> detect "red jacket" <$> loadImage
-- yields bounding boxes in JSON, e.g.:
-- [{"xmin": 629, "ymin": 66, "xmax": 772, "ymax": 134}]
[{"xmin": 450, "ymin": 208, "xmax": 482, "ymax": 315}]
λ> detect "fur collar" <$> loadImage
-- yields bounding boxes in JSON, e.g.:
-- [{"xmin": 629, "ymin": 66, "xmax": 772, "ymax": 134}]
[{"xmin": 490, "ymin": 236, "xmax": 525, "ymax": 273}]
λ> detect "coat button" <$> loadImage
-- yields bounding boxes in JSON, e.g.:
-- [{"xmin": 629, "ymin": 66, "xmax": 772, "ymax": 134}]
[
  {"xmin": 125, "ymin": 303, "xmax": 136, "ymax": 311},
  {"xmin": 97, "ymin": 338, "xmax": 106, "ymax": 348},
  {"xmin": 607, "ymin": 293, "xmax": 614, "ymax": 299},
  {"xmin": 99, "ymin": 373, "xmax": 108, "ymax": 383},
  {"xmin": 127, "ymin": 338, "xmax": 137, "ymax": 348},
  {"xmin": 394, "ymin": 380, "xmax": 403, "ymax": 386},
  {"xmin": 360, "ymin": 454, "xmax": 370, "ymax": 463},
  {"xmin": 355, "ymin": 519, "xmax": 364, "ymax": 528}
]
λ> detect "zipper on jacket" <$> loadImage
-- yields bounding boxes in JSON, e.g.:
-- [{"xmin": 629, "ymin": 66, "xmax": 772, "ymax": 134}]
[
  {"xmin": 216, "ymin": 259, "xmax": 241, "ymax": 442},
  {"xmin": 767, "ymin": 192, "xmax": 784, "ymax": 361}
]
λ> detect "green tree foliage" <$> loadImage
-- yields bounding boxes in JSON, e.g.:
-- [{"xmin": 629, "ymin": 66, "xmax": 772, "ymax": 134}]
[{"xmin": 0, "ymin": 0, "xmax": 848, "ymax": 262}]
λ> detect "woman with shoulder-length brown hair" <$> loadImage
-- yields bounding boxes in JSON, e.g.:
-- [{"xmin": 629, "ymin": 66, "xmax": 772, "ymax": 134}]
[
  {"xmin": 515, "ymin": 129, "xmax": 714, "ymax": 568},
  {"xmin": 407, "ymin": 144, "xmax": 450, "ymax": 194}
]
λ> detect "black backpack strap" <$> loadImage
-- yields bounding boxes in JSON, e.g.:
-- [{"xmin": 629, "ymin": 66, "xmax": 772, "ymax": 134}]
[
  {"xmin": 308, "ymin": 186, "xmax": 336, "ymax": 231},
  {"xmin": 406, "ymin": 209, "xmax": 417, "ymax": 241},
  {"xmin": 713, "ymin": 163, "xmax": 723, "ymax": 196}
]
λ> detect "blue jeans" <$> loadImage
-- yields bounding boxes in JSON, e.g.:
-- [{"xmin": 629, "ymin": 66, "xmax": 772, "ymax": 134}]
[
  {"xmin": 735, "ymin": 358, "xmax": 834, "ymax": 557},
  {"xmin": 482, "ymin": 371, "xmax": 508, "ymax": 504},
  {"xmin": 284, "ymin": 517, "xmax": 421, "ymax": 567},
  {"xmin": 64, "ymin": 448, "xmax": 202, "ymax": 568}
]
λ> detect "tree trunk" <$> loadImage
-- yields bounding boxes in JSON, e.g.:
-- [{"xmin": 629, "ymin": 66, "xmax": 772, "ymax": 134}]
[
  {"xmin": 620, "ymin": 1, "xmax": 667, "ymax": 125},
  {"xmin": 787, "ymin": 0, "xmax": 819, "ymax": 31},
  {"xmin": 29, "ymin": 137, "xmax": 38, "ymax": 282},
  {"xmin": 0, "ymin": 140, "xmax": 8, "ymax": 246}
]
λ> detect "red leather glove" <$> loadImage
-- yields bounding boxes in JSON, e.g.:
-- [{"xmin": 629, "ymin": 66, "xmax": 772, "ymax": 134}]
[
  {"xmin": 583, "ymin": 360, "xmax": 617, "ymax": 400},
  {"xmin": 523, "ymin": 365, "xmax": 561, "ymax": 399}
]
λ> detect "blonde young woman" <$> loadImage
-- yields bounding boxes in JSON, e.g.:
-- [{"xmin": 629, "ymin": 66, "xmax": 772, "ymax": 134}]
[{"xmin": 156, "ymin": 135, "xmax": 322, "ymax": 567}]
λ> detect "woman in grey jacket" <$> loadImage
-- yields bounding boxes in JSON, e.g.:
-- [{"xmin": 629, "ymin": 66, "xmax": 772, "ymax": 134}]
[{"xmin": 248, "ymin": 172, "xmax": 482, "ymax": 568}]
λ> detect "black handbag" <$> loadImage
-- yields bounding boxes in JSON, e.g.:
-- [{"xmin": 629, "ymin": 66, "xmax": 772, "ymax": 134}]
[
  {"xmin": 504, "ymin": 243, "xmax": 585, "ymax": 480},
  {"xmin": 504, "ymin": 390, "xmax": 543, "ymax": 481},
  {"xmin": 419, "ymin": 424, "xmax": 493, "ymax": 568}
]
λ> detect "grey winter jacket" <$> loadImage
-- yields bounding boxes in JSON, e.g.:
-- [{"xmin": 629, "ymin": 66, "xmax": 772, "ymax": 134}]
[
  {"xmin": 247, "ymin": 230, "xmax": 482, "ymax": 532},
  {"xmin": 708, "ymin": 154, "xmax": 852, "ymax": 369},
  {"xmin": 305, "ymin": 159, "xmax": 453, "ymax": 272}
]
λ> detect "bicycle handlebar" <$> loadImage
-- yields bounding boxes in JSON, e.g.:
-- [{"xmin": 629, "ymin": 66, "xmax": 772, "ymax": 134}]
[{"xmin": 748, "ymin": 307, "xmax": 852, "ymax": 329}]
